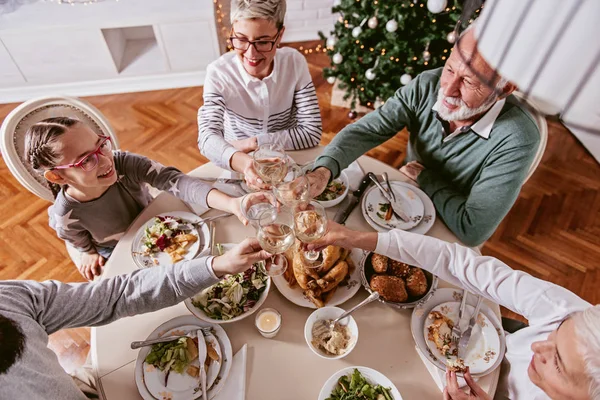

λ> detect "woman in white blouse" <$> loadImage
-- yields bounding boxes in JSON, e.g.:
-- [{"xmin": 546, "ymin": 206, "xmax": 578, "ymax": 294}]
[
  {"xmin": 309, "ymin": 222, "xmax": 600, "ymax": 400},
  {"xmin": 198, "ymin": 0, "xmax": 322, "ymax": 188}
]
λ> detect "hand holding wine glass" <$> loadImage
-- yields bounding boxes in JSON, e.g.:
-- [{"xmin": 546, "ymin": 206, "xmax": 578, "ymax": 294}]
[
  {"xmin": 240, "ymin": 191, "xmax": 279, "ymax": 228},
  {"xmin": 273, "ymin": 164, "xmax": 311, "ymax": 208},
  {"xmin": 293, "ymin": 202, "xmax": 328, "ymax": 268},
  {"xmin": 256, "ymin": 209, "xmax": 295, "ymax": 276},
  {"xmin": 253, "ymin": 144, "xmax": 289, "ymax": 186}
]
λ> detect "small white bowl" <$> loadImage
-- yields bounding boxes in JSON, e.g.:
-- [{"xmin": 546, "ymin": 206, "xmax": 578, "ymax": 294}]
[
  {"xmin": 315, "ymin": 171, "xmax": 349, "ymax": 208},
  {"xmin": 304, "ymin": 306, "xmax": 359, "ymax": 360}
]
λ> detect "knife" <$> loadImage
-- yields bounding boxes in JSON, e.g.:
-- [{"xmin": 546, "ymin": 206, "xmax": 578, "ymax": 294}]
[
  {"xmin": 197, "ymin": 329, "xmax": 208, "ymax": 400},
  {"xmin": 457, "ymin": 295, "xmax": 484, "ymax": 358},
  {"xmin": 367, "ymin": 173, "xmax": 410, "ymax": 223},
  {"xmin": 333, "ymin": 174, "xmax": 373, "ymax": 224}
]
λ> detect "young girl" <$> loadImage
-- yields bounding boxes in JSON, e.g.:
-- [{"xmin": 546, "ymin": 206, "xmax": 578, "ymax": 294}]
[{"xmin": 25, "ymin": 116, "xmax": 245, "ymax": 280}]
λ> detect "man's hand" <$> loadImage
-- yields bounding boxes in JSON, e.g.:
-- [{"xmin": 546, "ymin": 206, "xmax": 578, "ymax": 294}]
[
  {"xmin": 307, "ymin": 167, "xmax": 331, "ymax": 198},
  {"xmin": 230, "ymin": 137, "xmax": 258, "ymax": 153},
  {"xmin": 305, "ymin": 221, "xmax": 378, "ymax": 253},
  {"xmin": 79, "ymin": 251, "xmax": 105, "ymax": 281},
  {"xmin": 211, "ymin": 237, "xmax": 271, "ymax": 277},
  {"xmin": 400, "ymin": 161, "xmax": 425, "ymax": 181},
  {"xmin": 443, "ymin": 369, "xmax": 491, "ymax": 400}
]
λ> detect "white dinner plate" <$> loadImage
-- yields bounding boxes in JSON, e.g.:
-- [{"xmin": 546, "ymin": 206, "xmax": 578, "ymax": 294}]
[
  {"xmin": 134, "ymin": 316, "xmax": 232, "ymax": 400},
  {"xmin": 362, "ymin": 181, "xmax": 436, "ymax": 235},
  {"xmin": 142, "ymin": 324, "xmax": 207, "ymax": 399},
  {"xmin": 318, "ymin": 366, "xmax": 403, "ymax": 400},
  {"xmin": 364, "ymin": 182, "xmax": 424, "ymax": 230},
  {"xmin": 184, "ymin": 244, "xmax": 271, "ymax": 324},
  {"xmin": 131, "ymin": 211, "xmax": 210, "ymax": 269},
  {"xmin": 272, "ymin": 248, "xmax": 363, "ymax": 309},
  {"xmin": 410, "ymin": 288, "xmax": 506, "ymax": 378},
  {"xmin": 423, "ymin": 302, "xmax": 501, "ymax": 375}
]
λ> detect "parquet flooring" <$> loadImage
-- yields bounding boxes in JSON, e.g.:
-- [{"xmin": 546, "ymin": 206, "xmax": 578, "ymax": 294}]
[{"xmin": 0, "ymin": 40, "xmax": 598, "ymax": 373}]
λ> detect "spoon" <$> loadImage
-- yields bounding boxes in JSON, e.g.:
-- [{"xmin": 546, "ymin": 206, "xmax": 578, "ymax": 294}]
[{"xmin": 329, "ymin": 291, "xmax": 380, "ymax": 331}]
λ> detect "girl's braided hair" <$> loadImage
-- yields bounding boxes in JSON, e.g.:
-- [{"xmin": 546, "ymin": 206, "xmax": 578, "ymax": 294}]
[{"xmin": 24, "ymin": 116, "xmax": 80, "ymax": 199}]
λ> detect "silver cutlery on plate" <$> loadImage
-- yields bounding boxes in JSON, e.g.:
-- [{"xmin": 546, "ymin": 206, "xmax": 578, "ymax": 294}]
[
  {"xmin": 451, "ymin": 289, "xmax": 469, "ymax": 346},
  {"xmin": 367, "ymin": 173, "xmax": 410, "ymax": 222},
  {"xmin": 382, "ymin": 172, "xmax": 396, "ymax": 202},
  {"xmin": 130, "ymin": 332, "xmax": 198, "ymax": 349},
  {"xmin": 457, "ymin": 295, "xmax": 484, "ymax": 358}
]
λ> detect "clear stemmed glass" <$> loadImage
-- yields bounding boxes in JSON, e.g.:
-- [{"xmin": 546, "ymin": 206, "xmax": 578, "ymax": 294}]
[
  {"xmin": 240, "ymin": 191, "xmax": 278, "ymax": 228},
  {"xmin": 293, "ymin": 201, "xmax": 328, "ymax": 268},
  {"xmin": 257, "ymin": 209, "xmax": 295, "ymax": 276},
  {"xmin": 272, "ymin": 164, "xmax": 311, "ymax": 208},
  {"xmin": 253, "ymin": 144, "xmax": 289, "ymax": 186}
]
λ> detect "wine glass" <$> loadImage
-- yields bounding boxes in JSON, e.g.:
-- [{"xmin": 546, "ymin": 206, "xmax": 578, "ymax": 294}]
[
  {"xmin": 240, "ymin": 191, "xmax": 278, "ymax": 228},
  {"xmin": 257, "ymin": 209, "xmax": 295, "ymax": 276},
  {"xmin": 253, "ymin": 144, "xmax": 289, "ymax": 186},
  {"xmin": 272, "ymin": 164, "xmax": 311, "ymax": 208},
  {"xmin": 294, "ymin": 201, "xmax": 328, "ymax": 268}
]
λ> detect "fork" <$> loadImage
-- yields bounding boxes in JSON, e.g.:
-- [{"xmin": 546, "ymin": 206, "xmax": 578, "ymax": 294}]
[
  {"xmin": 198, "ymin": 327, "xmax": 215, "ymax": 400},
  {"xmin": 451, "ymin": 289, "xmax": 469, "ymax": 347}
]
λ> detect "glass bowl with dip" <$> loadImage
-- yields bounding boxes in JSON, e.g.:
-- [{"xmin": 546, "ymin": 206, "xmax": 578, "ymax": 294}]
[
  {"xmin": 255, "ymin": 308, "xmax": 282, "ymax": 338},
  {"xmin": 304, "ymin": 306, "xmax": 359, "ymax": 360}
]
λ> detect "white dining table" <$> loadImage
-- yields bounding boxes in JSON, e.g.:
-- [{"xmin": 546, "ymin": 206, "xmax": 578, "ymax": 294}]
[{"xmin": 92, "ymin": 147, "xmax": 501, "ymax": 400}]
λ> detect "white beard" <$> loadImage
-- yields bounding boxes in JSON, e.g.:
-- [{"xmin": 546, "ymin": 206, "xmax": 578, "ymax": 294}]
[{"xmin": 436, "ymin": 88, "xmax": 498, "ymax": 122}]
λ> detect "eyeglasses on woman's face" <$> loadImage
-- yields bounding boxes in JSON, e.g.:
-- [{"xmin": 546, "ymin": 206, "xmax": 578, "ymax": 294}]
[
  {"xmin": 229, "ymin": 29, "xmax": 282, "ymax": 53},
  {"xmin": 51, "ymin": 136, "xmax": 113, "ymax": 172}
]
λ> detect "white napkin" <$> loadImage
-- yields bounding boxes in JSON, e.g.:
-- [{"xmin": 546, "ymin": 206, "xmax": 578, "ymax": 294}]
[
  {"xmin": 340, "ymin": 161, "xmax": 365, "ymax": 191},
  {"xmin": 214, "ymin": 344, "xmax": 247, "ymax": 400}
]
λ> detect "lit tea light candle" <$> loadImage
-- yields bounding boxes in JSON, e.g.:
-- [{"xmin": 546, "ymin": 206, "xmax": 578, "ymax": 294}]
[{"xmin": 255, "ymin": 308, "xmax": 282, "ymax": 338}]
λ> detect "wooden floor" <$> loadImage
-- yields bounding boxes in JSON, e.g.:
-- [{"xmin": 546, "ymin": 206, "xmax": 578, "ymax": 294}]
[{"xmin": 0, "ymin": 41, "xmax": 598, "ymax": 373}]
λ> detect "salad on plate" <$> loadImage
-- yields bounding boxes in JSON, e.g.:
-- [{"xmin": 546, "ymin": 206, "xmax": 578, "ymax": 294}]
[
  {"xmin": 192, "ymin": 244, "xmax": 268, "ymax": 320},
  {"xmin": 316, "ymin": 179, "xmax": 347, "ymax": 202},
  {"xmin": 327, "ymin": 369, "xmax": 394, "ymax": 400},
  {"xmin": 142, "ymin": 216, "xmax": 198, "ymax": 263}
]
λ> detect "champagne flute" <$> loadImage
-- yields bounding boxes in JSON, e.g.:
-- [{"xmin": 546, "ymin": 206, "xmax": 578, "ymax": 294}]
[
  {"xmin": 272, "ymin": 163, "xmax": 311, "ymax": 208},
  {"xmin": 294, "ymin": 202, "xmax": 328, "ymax": 267},
  {"xmin": 253, "ymin": 144, "xmax": 289, "ymax": 185},
  {"xmin": 240, "ymin": 191, "xmax": 278, "ymax": 228},
  {"xmin": 257, "ymin": 209, "xmax": 295, "ymax": 276}
]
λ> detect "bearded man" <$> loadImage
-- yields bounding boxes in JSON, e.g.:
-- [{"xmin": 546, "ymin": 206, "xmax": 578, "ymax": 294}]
[{"xmin": 308, "ymin": 28, "xmax": 540, "ymax": 246}]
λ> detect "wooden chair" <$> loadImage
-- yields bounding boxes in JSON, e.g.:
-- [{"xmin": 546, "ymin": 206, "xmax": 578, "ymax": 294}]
[
  {"xmin": 0, "ymin": 96, "xmax": 121, "ymax": 266},
  {"xmin": 0, "ymin": 96, "xmax": 120, "ymax": 202}
]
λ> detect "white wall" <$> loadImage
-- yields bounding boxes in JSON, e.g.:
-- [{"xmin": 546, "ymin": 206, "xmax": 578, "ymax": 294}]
[{"xmin": 282, "ymin": 0, "xmax": 336, "ymax": 43}]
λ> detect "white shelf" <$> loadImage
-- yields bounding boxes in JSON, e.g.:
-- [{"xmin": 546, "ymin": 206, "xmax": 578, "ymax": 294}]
[{"xmin": 102, "ymin": 26, "xmax": 168, "ymax": 76}]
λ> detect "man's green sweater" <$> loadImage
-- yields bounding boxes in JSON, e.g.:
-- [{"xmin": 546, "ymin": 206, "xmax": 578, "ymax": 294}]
[{"xmin": 315, "ymin": 68, "xmax": 540, "ymax": 246}]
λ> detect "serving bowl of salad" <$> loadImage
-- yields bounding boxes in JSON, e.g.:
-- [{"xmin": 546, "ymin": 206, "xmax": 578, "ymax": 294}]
[
  {"xmin": 315, "ymin": 171, "xmax": 349, "ymax": 208},
  {"xmin": 184, "ymin": 243, "xmax": 271, "ymax": 324}
]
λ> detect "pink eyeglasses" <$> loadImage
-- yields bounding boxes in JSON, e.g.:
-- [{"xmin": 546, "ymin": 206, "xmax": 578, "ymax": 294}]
[{"xmin": 51, "ymin": 136, "xmax": 113, "ymax": 172}]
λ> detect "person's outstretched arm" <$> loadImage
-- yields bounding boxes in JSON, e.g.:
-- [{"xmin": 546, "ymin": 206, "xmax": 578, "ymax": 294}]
[
  {"xmin": 0, "ymin": 238, "xmax": 271, "ymax": 334},
  {"xmin": 309, "ymin": 223, "xmax": 590, "ymax": 325}
]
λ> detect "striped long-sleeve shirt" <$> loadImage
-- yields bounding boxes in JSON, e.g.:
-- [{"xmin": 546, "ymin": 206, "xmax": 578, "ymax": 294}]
[{"xmin": 198, "ymin": 47, "xmax": 322, "ymax": 169}]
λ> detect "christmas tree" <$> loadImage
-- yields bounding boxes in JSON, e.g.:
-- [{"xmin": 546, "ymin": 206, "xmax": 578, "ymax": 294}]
[{"xmin": 321, "ymin": 0, "xmax": 466, "ymax": 113}]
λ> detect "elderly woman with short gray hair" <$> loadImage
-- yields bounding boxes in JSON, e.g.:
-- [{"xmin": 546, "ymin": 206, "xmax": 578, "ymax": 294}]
[{"xmin": 198, "ymin": 0, "xmax": 322, "ymax": 189}]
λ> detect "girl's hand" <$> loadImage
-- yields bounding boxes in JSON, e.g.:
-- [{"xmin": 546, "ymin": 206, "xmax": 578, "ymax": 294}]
[
  {"xmin": 211, "ymin": 237, "xmax": 271, "ymax": 276},
  {"xmin": 443, "ymin": 368, "xmax": 491, "ymax": 400},
  {"xmin": 229, "ymin": 196, "xmax": 247, "ymax": 225},
  {"xmin": 243, "ymin": 162, "xmax": 271, "ymax": 191},
  {"xmin": 79, "ymin": 251, "xmax": 105, "ymax": 281}
]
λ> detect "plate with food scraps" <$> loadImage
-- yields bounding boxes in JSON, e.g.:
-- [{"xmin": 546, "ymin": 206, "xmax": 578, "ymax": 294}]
[
  {"xmin": 410, "ymin": 289, "xmax": 506, "ymax": 378},
  {"xmin": 131, "ymin": 211, "xmax": 210, "ymax": 269},
  {"xmin": 185, "ymin": 243, "xmax": 271, "ymax": 324},
  {"xmin": 272, "ymin": 245, "xmax": 363, "ymax": 309},
  {"xmin": 361, "ymin": 181, "xmax": 435, "ymax": 235},
  {"xmin": 363, "ymin": 181, "xmax": 424, "ymax": 230},
  {"xmin": 135, "ymin": 316, "xmax": 232, "ymax": 400},
  {"xmin": 318, "ymin": 366, "xmax": 403, "ymax": 400}
]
